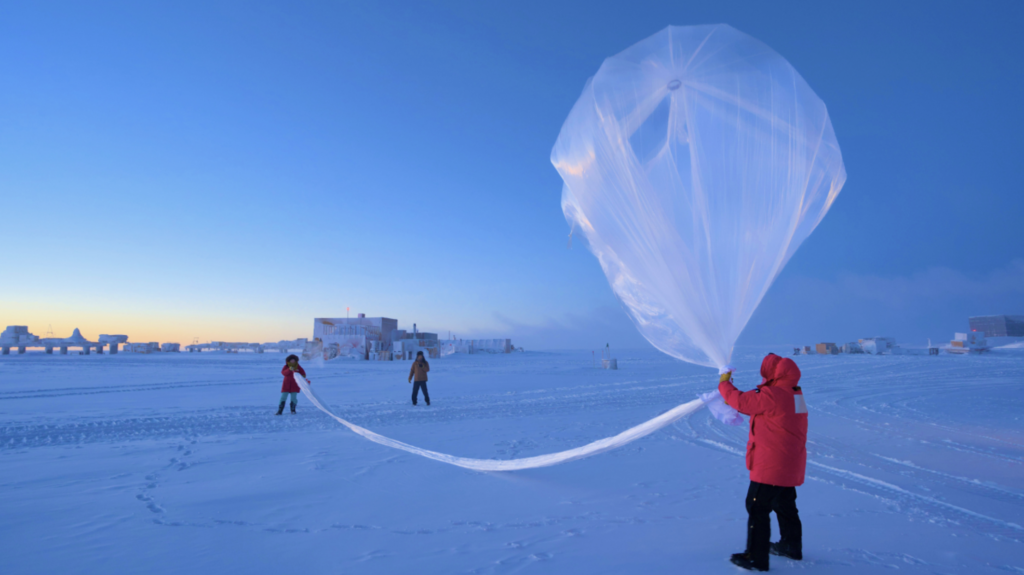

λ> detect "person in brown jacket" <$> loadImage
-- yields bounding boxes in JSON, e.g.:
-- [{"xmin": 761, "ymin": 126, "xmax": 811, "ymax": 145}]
[{"xmin": 408, "ymin": 351, "xmax": 430, "ymax": 406}]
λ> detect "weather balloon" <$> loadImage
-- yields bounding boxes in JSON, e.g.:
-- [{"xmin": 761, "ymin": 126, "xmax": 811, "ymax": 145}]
[{"xmin": 553, "ymin": 24, "xmax": 847, "ymax": 370}]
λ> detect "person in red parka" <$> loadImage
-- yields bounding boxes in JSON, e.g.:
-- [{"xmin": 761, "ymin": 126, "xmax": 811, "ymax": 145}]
[
  {"xmin": 719, "ymin": 353, "xmax": 808, "ymax": 571},
  {"xmin": 277, "ymin": 354, "xmax": 308, "ymax": 415}
]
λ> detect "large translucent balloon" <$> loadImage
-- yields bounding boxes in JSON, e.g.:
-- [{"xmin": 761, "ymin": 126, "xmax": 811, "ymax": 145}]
[{"xmin": 552, "ymin": 24, "xmax": 847, "ymax": 369}]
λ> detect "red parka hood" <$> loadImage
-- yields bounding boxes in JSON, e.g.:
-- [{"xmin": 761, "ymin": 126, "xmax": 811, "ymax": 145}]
[
  {"xmin": 759, "ymin": 354, "xmax": 801, "ymax": 388},
  {"xmin": 759, "ymin": 354, "xmax": 782, "ymax": 383}
]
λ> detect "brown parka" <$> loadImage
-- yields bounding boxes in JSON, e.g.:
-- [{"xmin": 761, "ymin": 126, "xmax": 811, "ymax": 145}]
[{"xmin": 408, "ymin": 359, "xmax": 430, "ymax": 383}]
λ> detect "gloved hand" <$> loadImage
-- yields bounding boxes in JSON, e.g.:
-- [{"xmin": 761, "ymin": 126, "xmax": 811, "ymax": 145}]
[{"xmin": 719, "ymin": 371, "xmax": 733, "ymax": 383}]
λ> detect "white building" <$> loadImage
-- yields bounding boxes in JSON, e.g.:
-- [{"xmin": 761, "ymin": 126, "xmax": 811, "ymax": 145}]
[
  {"xmin": 1, "ymin": 326, "xmax": 38, "ymax": 345},
  {"xmin": 2, "ymin": 326, "xmax": 125, "ymax": 355},
  {"xmin": 123, "ymin": 342, "xmax": 161, "ymax": 353},
  {"xmin": 308, "ymin": 315, "xmax": 440, "ymax": 361},
  {"xmin": 307, "ymin": 315, "xmax": 515, "ymax": 361},
  {"xmin": 440, "ymin": 338, "xmax": 513, "ymax": 356},
  {"xmin": 393, "ymin": 336, "xmax": 438, "ymax": 361},
  {"xmin": 99, "ymin": 334, "xmax": 129, "ymax": 353},
  {"xmin": 859, "ymin": 337, "xmax": 896, "ymax": 355},
  {"xmin": 312, "ymin": 315, "xmax": 398, "ymax": 360}
]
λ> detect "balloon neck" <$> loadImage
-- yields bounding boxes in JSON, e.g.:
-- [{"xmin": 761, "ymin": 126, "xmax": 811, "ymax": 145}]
[{"xmin": 718, "ymin": 365, "xmax": 734, "ymax": 375}]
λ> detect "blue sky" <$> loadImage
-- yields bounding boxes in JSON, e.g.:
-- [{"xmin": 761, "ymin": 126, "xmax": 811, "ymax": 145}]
[{"xmin": 2, "ymin": 0, "xmax": 1022, "ymax": 349}]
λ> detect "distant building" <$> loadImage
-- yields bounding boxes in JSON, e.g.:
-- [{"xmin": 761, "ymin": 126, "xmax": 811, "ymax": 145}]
[
  {"xmin": 841, "ymin": 342, "xmax": 863, "ymax": 354},
  {"xmin": 1, "ymin": 326, "xmax": 38, "ymax": 345},
  {"xmin": 440, "ymin": 338, "xmax": 512, "ymax": 356},
  {"xmin": 949, "ymin": 332, "xmax": 988, "ymax": 354},
  {"xmin": 393, "ymin": 332, "xmax": 440, "ymax": 360},
  {"xmin": 859, "ymin": 337, "xmax": 896, "ymax": 355},
  {"xmin": 312, "ymin": 315, "xmax": 398, "ymax": 360},
  {"xmin": 260, "ymin": 339, "xmax": 308, "ymax": 353},
  {"xmin": 99, "ymin": 334, "xmax": 129, "ymax": 353},
  {"xmin": 123, "ymin": 342, "xmax": 161, "ymax": 353},
  {"xmin": 969, "ymin": 315, "xmax": 1024, "ymax": 337},
  {"xmin": 186, "ymin": 340, "xmax": 297, "ymax": 353},
  {"xmin": 2, "ymin": 326, "xmax": 124, "ymax": 355},
  {"xmin": 815, "ymin": 342, "xmax": 839, "ymax": 355},
  {"xmin": 311, "ymin": 315, "xmax": 440, "ymax": 360},
  {"xmin": 308, "ymin": 315, "xmax": 511, "ymax": 361}
]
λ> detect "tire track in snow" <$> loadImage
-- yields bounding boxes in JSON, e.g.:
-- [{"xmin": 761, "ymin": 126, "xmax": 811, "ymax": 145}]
[
  {"xmin": 675, "ymin": 414, "xmax": 1024, "ymax": 539},
  {"xmin": 807, "ymin": 460, "xmax": 1024, "ymax": 534},
  {"xmin": 672, "ymin": 356, "xmax": 1024, "ymax": 543},
  {"xmin": 0, "ymin": 377, "xmax": 264, "ymax": 399},
  {"xmin": 872, "ymin": 455, "xmax": 1024, "ymax": 501}
]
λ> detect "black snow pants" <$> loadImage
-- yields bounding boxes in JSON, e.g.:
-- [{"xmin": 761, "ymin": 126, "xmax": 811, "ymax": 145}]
[
  {"xmin": 412, "ymin": 381, "xmax": 430, "ymax": 405},
  {"xmin": 745, "ymin": 481, "xmax": 802, "ymax": 569}
]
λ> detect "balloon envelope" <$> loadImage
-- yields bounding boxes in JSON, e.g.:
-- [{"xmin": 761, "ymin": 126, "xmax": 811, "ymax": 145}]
[{"xmin": 552, "ymin": 25, "xmax": 846, "ymax": 369}]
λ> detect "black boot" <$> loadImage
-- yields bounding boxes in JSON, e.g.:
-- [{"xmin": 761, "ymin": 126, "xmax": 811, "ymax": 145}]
[
  {"xmin": 770, "ymin": 541, "xmax": 802, "ymax": 560},
  {"xmin": 275, "ymin": 402, "xmax": 285, "ymax": 415},
  {"xmin": 290, "ymin": 402, "xmax": 297, "ymax": 414},
  {"xmin": 730, "ymin": 552, "xmax": 768, "ymax": 572}
]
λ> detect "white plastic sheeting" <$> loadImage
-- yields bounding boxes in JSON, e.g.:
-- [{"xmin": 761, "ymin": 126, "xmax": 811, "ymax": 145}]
[
  {"xmin": 552, "ymin": 24, "xmax": 846, "ymax": 370},
  {"xmin": 296, "ymin": 374, "xmax": 729, "ymax": 471},
  {"xmin": 699, "ymin": 390, "xmax": 744, "ymax": 426}
]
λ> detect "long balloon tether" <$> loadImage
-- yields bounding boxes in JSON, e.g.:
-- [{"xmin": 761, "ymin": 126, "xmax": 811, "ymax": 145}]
[{"xmin": 295, "ymin": 374, "xmax": 737, "ymax": 472}]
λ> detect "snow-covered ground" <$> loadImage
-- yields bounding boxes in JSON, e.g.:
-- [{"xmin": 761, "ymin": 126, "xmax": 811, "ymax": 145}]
[{"xmin": 1, "ymin": 347, "xmax": 1022, "ymax": 574}]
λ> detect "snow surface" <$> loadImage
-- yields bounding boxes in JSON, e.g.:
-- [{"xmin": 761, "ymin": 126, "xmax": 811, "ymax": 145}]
[{"xmin": 1, "ymin": 348, "xmax": 1023, "ymax": 574}]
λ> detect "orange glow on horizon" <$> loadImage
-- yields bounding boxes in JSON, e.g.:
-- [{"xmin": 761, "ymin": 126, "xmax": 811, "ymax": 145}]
[{"xmin": 3, "ymin": 310, "xmax": 313, "ymax": 346}]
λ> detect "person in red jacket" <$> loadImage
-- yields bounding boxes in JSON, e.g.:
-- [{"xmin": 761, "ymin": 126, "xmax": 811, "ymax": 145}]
[
  {"xmin": 277, "ymin": 354, "xmax": 308, "ymax": 415},
  {"xmin": 719, "ymin": 353, "xmax": 807, "ymax": 571}
]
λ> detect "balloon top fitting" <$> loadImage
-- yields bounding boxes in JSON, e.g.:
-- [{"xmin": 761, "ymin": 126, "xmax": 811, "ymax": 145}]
[{"xmin": 667, "ymin": 79, "xmax": 681, "ymax": 90}]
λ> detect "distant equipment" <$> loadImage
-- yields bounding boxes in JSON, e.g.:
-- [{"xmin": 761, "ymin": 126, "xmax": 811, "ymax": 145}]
[
  {"xmin": 948, "ymin": 332, "xmax": 989, "ymax": 354},
  {"xmin": 600, "ymin": 343, "xmax": 618, "ymax": 369}
]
